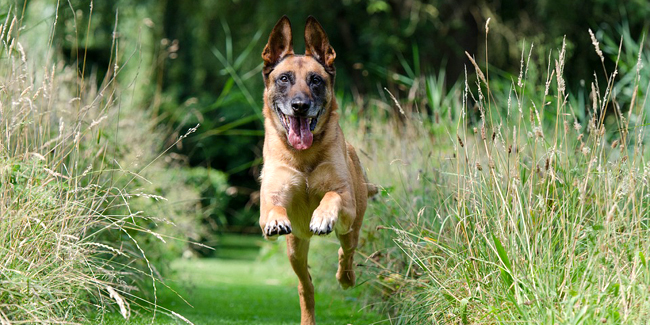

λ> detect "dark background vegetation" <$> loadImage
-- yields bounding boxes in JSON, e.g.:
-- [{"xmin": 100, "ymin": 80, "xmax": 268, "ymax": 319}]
[{"xmin": 21, "ymin": 0, "xmax": 650, "ymax": 245}]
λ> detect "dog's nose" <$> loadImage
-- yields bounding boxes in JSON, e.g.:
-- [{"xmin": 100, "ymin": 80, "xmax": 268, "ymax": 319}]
[{"xmin": 291, "ymin": 98, "xmax": 311, "ymax": 114}]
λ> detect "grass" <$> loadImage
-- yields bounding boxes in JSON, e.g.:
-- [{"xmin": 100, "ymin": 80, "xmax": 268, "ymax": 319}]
[
  {"xmin": 3, "ymin": 4, "xmax": 380, "ymax": 324},
  {"xmin": 330, "ymin": 25, "xmax": 650, "ymax": 324},
  {"xmin": 5, "ymin": 2, "xmax": 650, "ymax": 324},
  {"xmin": 101, "ymin": 235, "xmax": 386, "ymax": 325},
  {"xmin": 0, "ymin": 11, "xmax": 137, "ymax": 321},
  {"xmin": 0, "ymin": 7, "xmax": 205, "ymax": 324}
]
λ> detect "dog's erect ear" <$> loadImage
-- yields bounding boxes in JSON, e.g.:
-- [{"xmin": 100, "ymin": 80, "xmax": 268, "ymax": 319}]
[
  {"xmin": 304, "ymin": 16, "xmax": 336, "ymax": 74},
  {"xmin": 262, "ymin": 16, "xmax": 294, "ymax": 76}
]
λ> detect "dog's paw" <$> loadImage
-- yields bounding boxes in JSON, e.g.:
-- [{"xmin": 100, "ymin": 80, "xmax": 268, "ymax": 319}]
[
  {"xmin": 263, "ymin": 218, "xmax": 292, "ymax": 240},
  {"xmin": 310, "ymin": 206, "xmax": 338, "ymax": 235},
  {"xmin": 337, "ymin": 247, "xmax": 356, "ymax": 289},
  {"xmin": 336, "ymin": 268, "xmax": 356, "ymax": 289}
]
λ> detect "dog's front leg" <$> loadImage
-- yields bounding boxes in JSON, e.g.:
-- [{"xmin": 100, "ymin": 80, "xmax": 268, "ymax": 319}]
[
  {"xmin": 259, "ymin": 166, "xmax": 297, "ymax": 240},
  {"xmin": 260, "ymin": 204, "xmax": 292, "ymax": 240},
  {"xmin": 310, "ymin": 190, "xmax": 356, "ymax": 235}
]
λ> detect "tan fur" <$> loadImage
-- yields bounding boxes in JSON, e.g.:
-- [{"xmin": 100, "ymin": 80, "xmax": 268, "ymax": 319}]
[{"xmin": 258, "ymin": 16, "xmax": 372, "ymax": 325}]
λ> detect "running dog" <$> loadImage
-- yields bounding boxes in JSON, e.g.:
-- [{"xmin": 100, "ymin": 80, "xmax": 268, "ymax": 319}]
[{"xmin": 258, "ymin": 15, "xmax": 376, "ymax": 325}]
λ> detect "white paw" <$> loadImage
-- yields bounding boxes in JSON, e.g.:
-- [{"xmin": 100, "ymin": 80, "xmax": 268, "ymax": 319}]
[
  {"xmin": 310, "ymin": 206, "xmax": 338, "ymax": 235},
  {"xmin": 264, "ymin": 218, "xmax": 292, "ymax": 239}
]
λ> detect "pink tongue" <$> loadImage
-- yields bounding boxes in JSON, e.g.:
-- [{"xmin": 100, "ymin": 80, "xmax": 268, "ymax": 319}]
[{"xmin": 287, "ymin": 116, "xmax": 313, "ymax": 150}]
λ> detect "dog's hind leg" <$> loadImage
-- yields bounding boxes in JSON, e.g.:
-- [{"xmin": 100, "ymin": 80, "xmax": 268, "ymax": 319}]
[
  {"xmin": 286, "ymin": 234, "xmax": 316, "ymax": 325},
  {"xmin": 335, "ymin": 228, "xmax": 359, "ymax": 289}
]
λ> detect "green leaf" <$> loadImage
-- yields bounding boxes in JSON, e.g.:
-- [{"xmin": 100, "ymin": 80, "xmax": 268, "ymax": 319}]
[
  {"xmin": 500, "ymin": 268, "xmax": 514, "ymax": 290},
  {"xmin": 460, "ymin": 297, "xmax": 469, "ymax": 324},
  {"xmin": 606, "ymin": 282, "xmax": 620, "ymax": 296},
  {"xmin": 640, "ymin": 251, "xmax": 647, "ymax": 269},
  {"xmin": 493, "ymin": 234, "xmax": 514, "ymax": 289},
  {"xmin": 493, "ymin": 234, "xmax": 512, "ymax": 272}
]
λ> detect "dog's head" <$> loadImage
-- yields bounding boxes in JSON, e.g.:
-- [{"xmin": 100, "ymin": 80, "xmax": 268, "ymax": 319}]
[{"xmin": 261, "ymin": 16, "xmax": 336, "ymax": 151}]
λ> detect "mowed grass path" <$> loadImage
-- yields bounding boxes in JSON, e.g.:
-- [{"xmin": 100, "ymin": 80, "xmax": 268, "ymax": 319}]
[{"xmin": 103, "ymin": 235, "xmax": 384, "ymax": 325}]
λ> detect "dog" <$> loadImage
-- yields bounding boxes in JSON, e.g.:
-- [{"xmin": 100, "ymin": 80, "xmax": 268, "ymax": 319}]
[{"xmin": 258, "ymin": 15, "xmax": 376, "ymax": 325}]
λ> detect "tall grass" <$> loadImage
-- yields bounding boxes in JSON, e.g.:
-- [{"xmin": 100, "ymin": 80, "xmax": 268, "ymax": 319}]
[
  {"xmin": 0, "ymin": 7, "xmax": 203, "ymax": 323},
  {"xmin": 336, "ymin": 25, "xmax": 650, "ymax": 323}
]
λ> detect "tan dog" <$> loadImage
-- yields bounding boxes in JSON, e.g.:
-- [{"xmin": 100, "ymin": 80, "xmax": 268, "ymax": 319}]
[{"xmin": 259, "ymin": 16, "xmax": 376, "ymax": 324}]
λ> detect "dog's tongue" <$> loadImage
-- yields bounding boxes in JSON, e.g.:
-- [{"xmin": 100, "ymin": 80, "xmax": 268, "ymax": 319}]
[{"xmin": 287, "ymin": 116, "xmax": 313, "ymax": 150}]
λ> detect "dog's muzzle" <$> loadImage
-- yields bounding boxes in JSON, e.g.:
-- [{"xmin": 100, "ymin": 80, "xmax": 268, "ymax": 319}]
[{"xmin": 275, "ymin": 106, "xmax": 322, "ymax": 150}]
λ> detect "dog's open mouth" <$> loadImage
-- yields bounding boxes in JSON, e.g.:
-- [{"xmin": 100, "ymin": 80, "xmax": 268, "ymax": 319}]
[{"xmin": 276, "ymin": 110, "xmax": 319, "ymax": 150}]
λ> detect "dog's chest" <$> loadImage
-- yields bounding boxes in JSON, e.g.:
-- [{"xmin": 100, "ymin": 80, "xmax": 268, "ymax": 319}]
[
  {"xmin": 287, "ymin": 171, "xmax": 325, "ymax": 209},
  {"xmin": 281, "ymin": 171, "xmax": 329, "ymax": 237}
]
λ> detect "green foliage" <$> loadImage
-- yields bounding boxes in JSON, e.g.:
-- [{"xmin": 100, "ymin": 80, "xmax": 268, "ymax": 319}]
[
  {"xmin": 181, "ymin": 166, "xmax": 231, "ymax": 241},
  {"xmin": 326, "ymin": 24, "xmax": 650, "ymax": 323},
  {"xmin": 24, "ymin": 0, "xmax": 650, "ymax": 231},
  {"xmin": 601, "ymin": 21, "xmax": 650, "ymax": 114},
  {"xmin": 2, "ymin": 158, "xmax": 98, "ymax": 321},
  {"xmin": 6, "ymin": 0, "xmax": 650, "ymax": 322},
  {"xmin": 1, "ymin": 4, "xmax": 218, "ymax": 322},
  {"xmin": 0, "ymin": 17, "xmax": 137, "ymax": 319}
]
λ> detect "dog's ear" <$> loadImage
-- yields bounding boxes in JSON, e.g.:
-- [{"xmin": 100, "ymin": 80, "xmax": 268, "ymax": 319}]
[
  {"xmin": 304, "ymin": 16, "xmax": 336, "ymax": 74},
  {"xmin": 262, "ymin": 16, "xmax": 294, "ymax": 77}
]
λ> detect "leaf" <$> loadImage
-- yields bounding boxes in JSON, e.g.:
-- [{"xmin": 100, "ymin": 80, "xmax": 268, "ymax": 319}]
[
  {"xmin": 441, "ymin": 292, "xmax": 455, "ymax": 303},
  {"xmin": 460, "ymin": 297, "xmax": 469, "ymax": 324},
  {"xmin": 640, "ymin": 251, "xmax": 647, "ymax": 270},
  {"xmin": 493, "ymin": 234, "xmax": 514, "ymax": 289},
  {"xmin": 606, "ymin": 282, "xmax": 620, "ymax": 296},
  {"xmin": 493, "ymin": 234, "xmax": 513, "ymax": 272}
]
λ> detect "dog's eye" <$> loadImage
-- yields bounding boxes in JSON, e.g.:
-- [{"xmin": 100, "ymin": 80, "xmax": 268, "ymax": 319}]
[
  {"xmin": 311, "ymin": 76, "xmax": 322, "ymax": 85},
  {"xmin": 278, "ymin": 75, "xmax": 289, "ymax": 83}
]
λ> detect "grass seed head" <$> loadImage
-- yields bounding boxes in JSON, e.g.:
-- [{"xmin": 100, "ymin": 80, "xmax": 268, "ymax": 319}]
[{"xmin": 589, "ymin": 28, "xmax": 605, "ymax": 63}]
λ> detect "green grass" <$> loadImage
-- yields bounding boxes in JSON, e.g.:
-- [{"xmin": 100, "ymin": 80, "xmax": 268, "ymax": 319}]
[
  {"xmin": 333, "ymin": 28, "xmax": 650, "ymax": 324},
  {"xmin": 6, "ymin": 3, "xmax": 650, "ymax": 324},
  {"xmin": 101, "ymin": 235, "xmax": 386, "ymax": 324},
  {"xmin": 1, "ymin": 8, "xmax": 208, "ymax": 323},
  {"xmin": 0, "ymin": 12, "xmax": 153, "ymax": 322}
]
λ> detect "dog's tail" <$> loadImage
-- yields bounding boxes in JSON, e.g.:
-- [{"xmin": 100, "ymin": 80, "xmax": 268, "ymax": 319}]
[
  {"xmin": 366, "ymin": 182, "xmax": 379, "ymax": 197},
  {"xmin": 362, "ymin": 168, "xmax": 379, "ymax": 197},
  {"xmin": 349, "ymin": 142, "xmax": 379, "ymax": 197}
]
